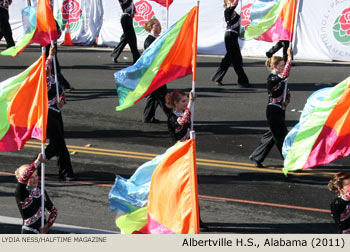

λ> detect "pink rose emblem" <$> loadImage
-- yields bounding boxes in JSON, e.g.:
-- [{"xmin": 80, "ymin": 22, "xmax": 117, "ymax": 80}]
[
  {"xmin": 241, "ymin": 3, "xmax": 252, "ymax": 28},
  {"xmin": 61, "ymin": 0, "xmax": 83, "ymax": 24},
  {"xmin": 134, "ymin": 0, "xmax": 155, "ymax": 27},
  {"xmin": 339, "ymin": 8, "xmax": 350, "ymax": 35}
]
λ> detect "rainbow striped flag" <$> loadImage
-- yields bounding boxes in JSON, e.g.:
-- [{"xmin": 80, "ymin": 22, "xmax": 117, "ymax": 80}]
[
  {"xmin": 283, "ymin": 76, "xmax": 350, "ymax": 174},
  {"xmin": 0, "ymin": 54, "xmax": 48, "ymax": 151},
  {"xmin": 1, "ymin": 0, "xmax": 58, "ymax": 57},
  {"xmin": 242, "ymin": 0, "xmax": 297, "ymax": 42},
  {"xmin": 109, "ymin": 139, "xmax": 199, "ymax": 234},
  {"xmin": 114, "ymin": 6, "xmax": 198, "ymax": 111}
]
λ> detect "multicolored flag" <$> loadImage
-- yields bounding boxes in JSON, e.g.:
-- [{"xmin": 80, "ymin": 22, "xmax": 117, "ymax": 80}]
[
  {"xmin": 0, "ymin": 54, "xmax": 48, "ymax": 151},
  {"xmin": 109, "ymin": 142, "xmax": 183, "ymax": 233},
  {"xmin": 109, "ymin": 139, "xmax": 199, "ymax": 234},
  {"xmin": 149, "ymin": 0, "xmax": 174, "ymax": 9},
  {"xmin": 283, "ymin": 76, "xmax": 350, "ymax": 174},
  {"xmin": 146, "ymin": 139, "xmax": 199, "ymax": 234},
  {"xmin": 1, "ymin": 0, "xmax": 58, "ymax": 57},
  {"xmin": 242, "ymin": 0, "xmax": 297, "ymax": 42},
  {"xmin": 114, "ymin": 6, "xmax": 198, "ymax": 111}
]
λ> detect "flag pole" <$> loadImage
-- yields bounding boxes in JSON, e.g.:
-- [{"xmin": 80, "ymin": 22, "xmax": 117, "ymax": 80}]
[
  {"xmin": 166, "ymin": 0, "xmax": 169, "ymax": 29},
  {"xmin": 190, "ymin": 1, "xmax": 199, "ymax": 132},
  {"xmin": 284, "ymin": 0, "xmax": 299, "ymax": 102},
  {"xmin": 190, "ymin": 2, "xmax": 200, "ymax": 233},
  {"xmin": 50, "ymin": 41, "xmax": 60, "ymax": 103},
  {"xmin": 40, "ymin": 46, "xmax": 46, "ymax": 232},
  {"xmin": 290, "ymin": 0, "xmax": 300, "ymax": 53}
]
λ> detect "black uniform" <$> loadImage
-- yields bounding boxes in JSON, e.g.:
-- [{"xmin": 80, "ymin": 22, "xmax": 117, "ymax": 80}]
[
  {"xmin": 168, "ymin": 108, "xmax": 191, "ymax": 143},
  {"xmin": 250, "ymin": 60, "xmax": 291, "ymax": 165},
  {"xmin": 143, "ymin": 34, "xmax": 170, "ymax": 122},
  {"xmin": 45, "ymin": 71, "xmax": 75, "ymax": 180},
  {"xmin": 266, "ymin": 40, "xmax": 290, "ymax": 63},
  {"xmin": 111, "ymin": 0, "xmax": 140, "ymax": 63},
  {"xmin": 330, "ymin": 196, "xmax": 350, "ymax": 234},
  {"xmin": 43, "ymin": 33, "xmax": 73, "ymax": 91},
  {"xmin": 211, "ymin": 5, "xmax": 249, "ymax": 87},
  {"xmin": 0, "ymin": 0, "xmax": 15, "ymax": 48},
  {"xmin": 15, "ymin": 162, "xmax": 57, "ymax": 234}
]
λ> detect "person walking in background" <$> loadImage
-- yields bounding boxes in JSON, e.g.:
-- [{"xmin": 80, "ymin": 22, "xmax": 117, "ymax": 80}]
[
  {"xmin": 266, "ymin": 40, "xmax": 290, "ymax": 63},
  {"xmin": 45, "ymin": 46, "xmax": 75, "ymax": 181},
  {"xmin": 15, "ymin": 154, "xmax": 57, "ymax": 234},
  {"xmin": 43, "ymin": 41, "xmax": 74, "ymax": 92},
  {"xmin": 211, "ymin": 0, "xmax": 250, "ymax": 88},
  {"xmin": 111, "ymin": 0, "xmax": 140, "ymax": 64},
  {"xmin": 143, "ymin": 18, "xmax": 171, "ymax": 123},
  {"xmin": 0, "ymin": 0, "xmax": 15, "ymax": 48},
  {"xmin": 249, "ymin": 48, "xmax": 293, "ymax": 168},
  {"xmin": 328, "ymin": 172, "xmax": 350, "ymax": 234}
]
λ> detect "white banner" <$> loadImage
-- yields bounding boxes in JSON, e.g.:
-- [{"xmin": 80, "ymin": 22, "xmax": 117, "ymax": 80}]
[
  {"xmin": 294, "ymin": 0, "xmax": 350, "ymax": 61},
  {"xmin": 7, "ymin": 0, "xmax": 350, "ymax": 62}
]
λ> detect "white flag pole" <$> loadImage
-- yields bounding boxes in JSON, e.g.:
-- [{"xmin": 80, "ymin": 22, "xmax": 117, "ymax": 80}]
[
  {"xmin": 40, "ymin": 144, "xmax": 46, "ymax": 231},
  {"xmin": 40, "ymin": 46, "xmax": 46, "ymax": 232},
  {"xmin": 166, "ymin": 0, "xmax": 169, "ymax": 29},
  {"xmin": 291, "ymin": 0, "xmax": 300, "ymax": 54},
  {"xmin": 285, "ymin": 0, "xmax": 299, "ymax": 102},
  {"xmin": 190, "ymin": 1, "xmax": 199, "ymax": 133}
]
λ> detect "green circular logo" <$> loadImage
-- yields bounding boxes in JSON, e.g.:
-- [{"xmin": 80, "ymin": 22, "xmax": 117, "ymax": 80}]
[{"xmin": 332, "ymin": 8, "xmax": 350, "ymax": 46}]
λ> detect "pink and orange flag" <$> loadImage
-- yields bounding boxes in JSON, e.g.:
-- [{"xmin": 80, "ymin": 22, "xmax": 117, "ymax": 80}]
[
  {"xmin": 283, "ymin": 77, "xmax": 350, "ymax": 174},
  {"xmin": 0, "ymin": 53, "xmax": 48, "ymax": 151},
  {"xmin": 1, "ymin": 0, "xmax": 58, "ymax": 57},
  {"xmin": 242, "ymin": 0, "xmax": 298, "ymax": 42}
]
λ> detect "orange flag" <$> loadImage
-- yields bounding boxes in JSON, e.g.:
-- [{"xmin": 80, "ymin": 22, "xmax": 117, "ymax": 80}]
[
  {"xmin": 146, "ymin": 139, "xmax": 199, "ymax": 234},
  {"xmin": 33, "ymin": 0, "xmax": 59, "ymax": 45},
  {"xmin": 0, "ymin": 53, "xmax": 48, "ymax": 151}
]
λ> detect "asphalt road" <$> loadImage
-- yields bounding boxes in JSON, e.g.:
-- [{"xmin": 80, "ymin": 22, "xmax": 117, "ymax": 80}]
[{"xmin": 0, "ymin": 44, "xmax": 349, "ymax": 234}]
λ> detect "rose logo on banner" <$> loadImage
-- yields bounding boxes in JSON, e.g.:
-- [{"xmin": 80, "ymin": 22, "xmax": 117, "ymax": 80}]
[
  {"xmin": 133, "ymin": 0, "xmax": 156, "ymax": 36},
  {"xmin": 333, "ymin": 8, "xmax": 350, "ymax": 46},
  {"xmin": 56, "ymin": 0, "xmax": 83, "ymax": 34},
  {"xmin": 240, "ymin": 3, "xmax": 253, "ymax": 38}
]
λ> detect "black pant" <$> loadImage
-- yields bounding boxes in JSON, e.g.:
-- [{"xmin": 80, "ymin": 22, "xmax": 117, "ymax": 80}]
[
  {"xmin": 266, "ymin": 40, "xmax": 290, "ymax": 62},
  {"xmin": 211, "ymin": 31, "xmax": 249, "ymax": 85},
  {"xmin": 143, "ymin": 85, "xmax": 171, "ymax": 122},
  {"xmin": 0, "ymin": 8, "xmax": 15, "ymax": 48},
  {"xmin": 45, "ymin": 109, "xmax": 74, "ymax": 178},
  {"xmin": 43, "ymin": 43, "xmax": 72, "ymax": 90},
  {"xmin": 250, "ymin": 105, "xmax": 288, "ymax": 163},
  {"xmin": 111, "ymin": 14, "xmax": 140, "ymax": 63}
]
